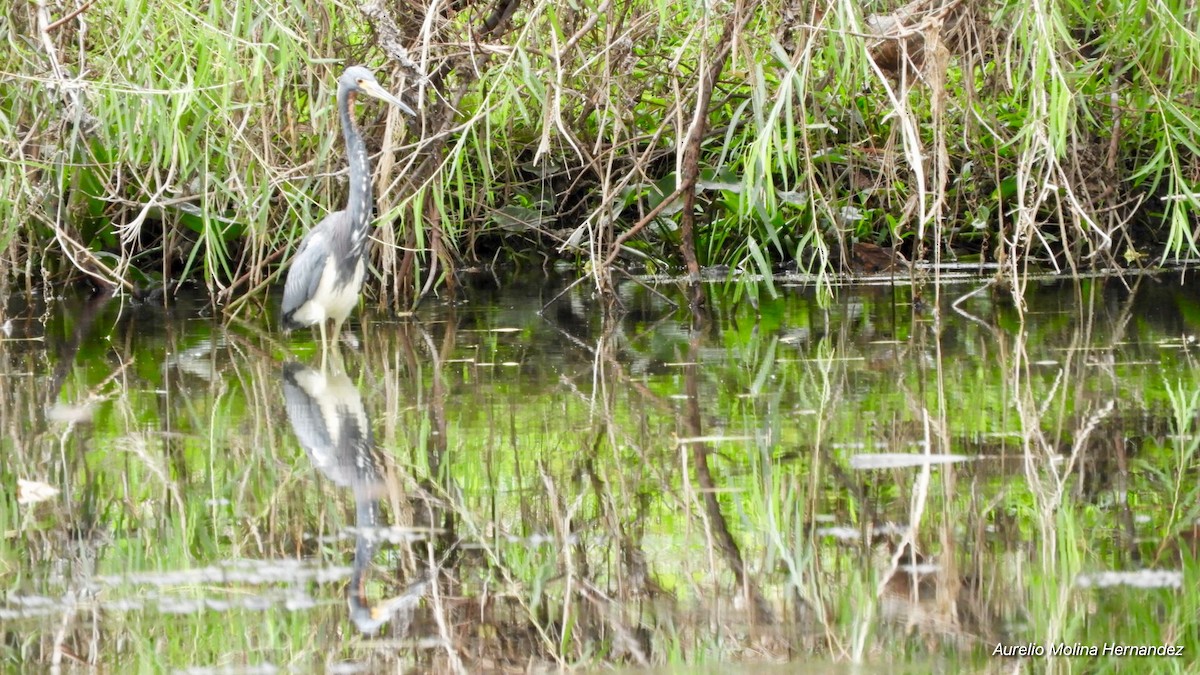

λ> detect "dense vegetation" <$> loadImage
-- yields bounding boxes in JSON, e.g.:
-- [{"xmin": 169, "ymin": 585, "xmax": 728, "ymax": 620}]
[{"xmin": 2, "ymin": 0, "xmax": 1198, "ymax": 310}]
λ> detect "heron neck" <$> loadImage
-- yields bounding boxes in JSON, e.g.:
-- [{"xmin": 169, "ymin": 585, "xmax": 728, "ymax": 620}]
[
  {"xmin": 348, "ymin": 497, "xmax": 381, "ymax": 629},
  {"xmin": 338, "ymin": 88, "xmax": 372, "ymax": 239}
]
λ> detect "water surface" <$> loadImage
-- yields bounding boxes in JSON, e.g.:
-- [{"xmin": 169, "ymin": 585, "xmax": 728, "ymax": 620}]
[{"xmin": 3, "ymin": 273, "xmax": 1199, "ymax": 671}]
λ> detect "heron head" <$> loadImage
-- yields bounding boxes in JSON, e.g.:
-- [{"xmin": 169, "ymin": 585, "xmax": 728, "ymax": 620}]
[{"xmin": 340, "ymin": 66, "xmax": 416, "ymax": 116}]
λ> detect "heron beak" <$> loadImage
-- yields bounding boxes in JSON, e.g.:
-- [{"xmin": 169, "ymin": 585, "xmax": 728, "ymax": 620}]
[{"xmin": 359, "ymin": 80, "xmax": 416, "ymax": 117}]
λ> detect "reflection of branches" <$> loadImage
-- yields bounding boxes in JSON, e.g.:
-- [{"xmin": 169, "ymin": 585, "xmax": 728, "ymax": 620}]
[
  {"xmin": 549, "ymin": 297, "xmax": 780, "ymax": 628},
  {"xmin": 684, "ymin": 329, "xmax": 774, "ymax": 625},
  {"xmin": 45, "ymin": 290, "xmax": 114, "ymax": 419},
  {"xmin": 1009, "ymin": 284, "xmax": 1115, "ymax": 512},
  {"xmin": 368, "ymin": 313, "xmax": 559, "ymax": 665},
  {"xmin": 547, "ymin": 309, "xmax": 682, "ymax": 508},
  {"xmin": 999, "ymin": 281, "xmax": 1116, "ymax": 649}
]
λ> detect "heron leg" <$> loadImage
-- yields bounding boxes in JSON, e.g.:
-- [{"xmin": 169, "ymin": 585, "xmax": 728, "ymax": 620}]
[
  {"xmin": 319, "ymin": 318, "xmax": 329, "ymax": 372},
  {"xmin": 331, "ymin": 317, "xmax": 345, "ymax": 347}
]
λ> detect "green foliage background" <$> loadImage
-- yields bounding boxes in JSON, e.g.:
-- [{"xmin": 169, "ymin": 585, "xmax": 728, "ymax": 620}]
[{"xmin": 1, "ymin": 0, "xmax": 1198, "ymax": 305}]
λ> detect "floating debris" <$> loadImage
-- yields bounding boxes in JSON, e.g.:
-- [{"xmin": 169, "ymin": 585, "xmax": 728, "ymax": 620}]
[
  {"xmin": 46, "ymin": 401, "xmax": 95, "ymax": 424},
  {"xmin": 815, "ymin": 526, "xmax": 860, "ymax": 541},
  {"xmin": 96, "ymin": 560, "xmax": 352, "ymax": 587},
  {"xmin": 175, "ymin": 664, "xmax": 279, "ymax": 675},
  {"xmin": 1076, "ymin": 570, "xmax": 1182, "ymax": 590},
  {"xmin": 848, "ymin": 453, "xmax": 974, "ymax": 470},
  {"xmin": 17, "ymin": 479, "xmax": 60, "ymax": 505},
  {"xmin": 897, "ymin": 562, "xmax": 941, "ymax": 575},
  {"xmin": 2, "ymin": 588, "xmax": 320, "ymax": 621},
  {"xmin": 169, "ymin": 338, "xmax": 225, "ymax": 381},
  {"xmin": 676, "ymin": 435, "xmax": 754, "ymax": 445},
  {"xmin": 343, "ymin": 525, "xmax": 433, "ymax": 544}
]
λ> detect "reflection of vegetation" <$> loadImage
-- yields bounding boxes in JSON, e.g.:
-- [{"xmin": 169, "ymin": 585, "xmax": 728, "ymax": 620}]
[
  {"xmin": 2, "ymin": 1, "xmax": 1199, "ymax": 302},
  {"xmin": 4, "ymin": 275, "xmax": 1200, "ymax": 669}
]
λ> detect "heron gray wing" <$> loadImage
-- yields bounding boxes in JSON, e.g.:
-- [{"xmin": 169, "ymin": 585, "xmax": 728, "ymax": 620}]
[
  {"xmin": 281, "ymin": 214, "xmax": 341, "ymax": 324},
  {"xmin": 281, "ymin": 361, "xmax": 378, "ymax": 488},
  {"xmin": 281, "ymin": 361, "xmax": 336, "ymax": 456}
]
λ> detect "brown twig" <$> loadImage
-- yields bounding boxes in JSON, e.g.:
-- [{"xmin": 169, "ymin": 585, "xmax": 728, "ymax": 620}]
[
  {"xmin": 600, "ymin": 186, "xmax": 685, "ymax": 270},
  {"xmin": 678, "ymin": 1, "xmax": 755, "ymax": 282},
  {"xmin": 46, "ymin": 0, "xmax": 98, "ymax": 32}
]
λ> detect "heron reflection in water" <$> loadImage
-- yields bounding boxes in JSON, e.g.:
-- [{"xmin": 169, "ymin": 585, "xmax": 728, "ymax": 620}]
[
  {"xmin": 281, "ymin": 66, "xmax": 415, "ymax": 370},
  {"xmin": 281, "ymin": 355, "xmax": 426, "ymax": 634}
]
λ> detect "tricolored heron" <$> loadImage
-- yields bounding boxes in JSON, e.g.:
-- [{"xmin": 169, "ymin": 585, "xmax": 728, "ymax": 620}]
[
  {"xmin": 282, "ymin": 357, "xmax": 427, "ymax": 634},
  {"xmin": 281, "ymin": 66, "xmax": 414, "ymax": 367}
]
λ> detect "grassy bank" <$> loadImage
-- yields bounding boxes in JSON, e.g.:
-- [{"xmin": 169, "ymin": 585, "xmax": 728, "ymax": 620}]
[{"xmin": 2, "ymin": 0, "xmax": 1198, "ymax": 309}]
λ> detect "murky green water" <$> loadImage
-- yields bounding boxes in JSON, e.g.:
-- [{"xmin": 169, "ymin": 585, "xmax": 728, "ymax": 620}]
[{"xmin": 3, "ymin": 272, "xmax": 1199, "ymax": 672}]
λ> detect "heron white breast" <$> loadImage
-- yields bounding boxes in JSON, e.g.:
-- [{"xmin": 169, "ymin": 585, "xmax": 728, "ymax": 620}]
[{"xmin": 290, "ymin": 256, "xmax": 366, "ymax": 326}]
